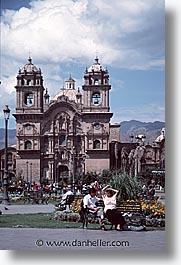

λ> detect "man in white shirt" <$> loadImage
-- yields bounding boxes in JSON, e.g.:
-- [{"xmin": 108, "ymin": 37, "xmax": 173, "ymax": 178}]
[
  {"xmin": 82, "ymin": 187, "xmax": 104, "ymax": 228},
  {"xmin": 83, "ymin": 187, "xmax": 99, "ymax": 213}
]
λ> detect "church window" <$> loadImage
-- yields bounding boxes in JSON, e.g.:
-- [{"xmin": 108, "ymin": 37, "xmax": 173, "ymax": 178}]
[
  {"xmin": 27, "ymin": 79, "xmax": 31, "ymax": 85},
  {"xmin": 89, "ymin": 78, "xmax": 92, "ymax": 85},
  {"xmin": 25, "ymin": 124, "xmax": 32, "ymax": 130},
  {"xmin": 94, "ymin": 123, "xmax": 101, "ymax": 130},
  {"xmin": 77, "ymin": 135, "xmax": 81, "ymax": 143},
  {"xmin": 25, "ymin": 140, "xmax": 32, "ymax": 150},
  {"xmin": 93, "ymin": 139, "xmax": 101, "ymax": 149},
  {"xmin": 25, "ymin": 93, "xmax": 34, "ymax": 106},
  {"xmin": 92, "ymin": 93, "xmax": 101, "ymax": 105},
  {"xmin": 8, "ymin": 153, "xmax": 13, "ymax": 162},
  {"xmin": 94, "ymin": 79, "xmax": 99, "ymax": 85},
  {"xmin": 59, "ymin": 134, "xmax": 66, "ymax": 146}
]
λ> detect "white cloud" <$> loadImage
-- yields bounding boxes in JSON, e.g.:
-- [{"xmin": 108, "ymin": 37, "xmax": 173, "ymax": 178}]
[
  {"xmin": 0, "ymin": 0, "xmax": 165, "ymax": 127},
  {"xmin": 1, "ymin": 0, "xmax": 164, "ymax": 67}
]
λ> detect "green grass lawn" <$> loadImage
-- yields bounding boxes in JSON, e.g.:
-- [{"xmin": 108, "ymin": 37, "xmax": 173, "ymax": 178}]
[
  {"xmin": 0, "ymin": 213, "xmax": 95, "ymax": 229},
  {"xmin": 0, "ymin": 213, "xmax": 165, "ymax": 230}
]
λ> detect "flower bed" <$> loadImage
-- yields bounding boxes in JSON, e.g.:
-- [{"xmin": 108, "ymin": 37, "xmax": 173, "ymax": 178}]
[
  {"xmin": 141, "ymin": 200, "xmax": 165, "ymax": 218},
  {"xmin": 52, "ymin": 199, "xmax": 165, "ymax": 228},
  {"xmin": 141, "ymin": 200, "xmax": 165, "ymax": 227}
]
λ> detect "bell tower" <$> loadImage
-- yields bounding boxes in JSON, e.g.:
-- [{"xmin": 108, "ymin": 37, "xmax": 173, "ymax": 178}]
[
  {"xmin": 82, "ymin": 57, "xmax": 111, "ymax": 112},
  {"xmin": 82, "ymin": 57, "xmax": 113, "ymax": 173},
  {"xmin": 13, "ymin": 57, "xmax": 44, "ymax": 183},
  {"xmin": 15, "ymin": 57, "xmax": 44, "ymax": 114}
]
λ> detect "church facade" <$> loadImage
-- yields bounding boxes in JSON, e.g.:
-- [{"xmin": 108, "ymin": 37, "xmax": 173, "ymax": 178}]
[{"xmin": 13, "ymin": 57, "xmax": 120, "ymax": 184}]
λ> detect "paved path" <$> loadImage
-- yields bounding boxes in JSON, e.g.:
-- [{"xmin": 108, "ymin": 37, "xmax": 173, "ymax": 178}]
[
  {"xmin": 0, "ymin": 228, "xmax": 165, "ymax": 251},
  {"xmin": 0, "ymin": 204, "xmax": 54, "ymax": 215}
]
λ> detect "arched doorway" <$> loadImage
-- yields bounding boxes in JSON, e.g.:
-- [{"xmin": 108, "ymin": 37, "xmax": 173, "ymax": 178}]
[{"xmin": 57, "ymin": 165, "xmax": 69, "ymax": 186}]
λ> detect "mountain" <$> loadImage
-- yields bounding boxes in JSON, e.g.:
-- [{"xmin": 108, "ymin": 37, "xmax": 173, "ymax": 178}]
[
  {"xmin": 0, "ymin": 128, "xmax": 16, "ymax": 149},
  {"xmin": 120, "ymin": 120, "xmax": 165, "ymax": 144},
  {"xmin": 0, "ymin": 120, "xmax": 165, "ymax": 149}
]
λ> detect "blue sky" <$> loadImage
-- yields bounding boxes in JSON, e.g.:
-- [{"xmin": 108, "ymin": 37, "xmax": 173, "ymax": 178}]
[{"xmin": 0, "ymin": 0, "xmax": 165, "ymax": 128}]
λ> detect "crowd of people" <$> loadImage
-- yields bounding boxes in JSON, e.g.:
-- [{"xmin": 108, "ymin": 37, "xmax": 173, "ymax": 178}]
[{"xmin": 0, "ymin": 179, "xmax": 101, "ymax": 196}]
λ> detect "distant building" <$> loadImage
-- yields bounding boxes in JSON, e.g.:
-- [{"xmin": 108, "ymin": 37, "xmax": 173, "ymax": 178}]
[
  {"xmin": 0, "ymin": 146, "xmax": 16, "ymax": 186},
  {"xmin": 110, "ymin": 128, "xmax": 165, "ymax": 177}
]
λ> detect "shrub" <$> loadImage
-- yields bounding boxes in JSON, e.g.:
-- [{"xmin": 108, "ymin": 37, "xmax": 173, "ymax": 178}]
[
  {"xmin": 53, "ymin": 210, "xmax": 80, "ymax": 222},
  {"xmin": 108, "ymin": 171, "xmax": 142, "ymax": 201}
]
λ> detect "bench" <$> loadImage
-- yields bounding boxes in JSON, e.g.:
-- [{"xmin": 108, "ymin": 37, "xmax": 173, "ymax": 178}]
[
  {"xmin": 65, "ymin": 195, "xmax": 75, "ymax": 210},
  {"xmin": 77, "ymin": 198, "xmax": 145, "ymax": 229},
  {"xmin": 116, "ymin": 201, "xmax": 145, "ymax": 226},
  {"xmin": 54, "ymin": 195, "xmax": 75, "ymax": 211},
  {"xmin": 81, "ymin": 199, "xmax": 112, "ymax": 230},
  {"xmin": 117, "ymin": 201, "xmax": 142, "ymax": 212},
  {"xmin": 23, "ymin": 191, "xmax": 49, "ymax": 204}
]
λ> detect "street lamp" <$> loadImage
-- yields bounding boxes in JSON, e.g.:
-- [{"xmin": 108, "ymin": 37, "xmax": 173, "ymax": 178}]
[
  {"xmin": 114, "ymin": 141, "xmax": 118, "ymax": 175},
  {"xmin": 1, "ymin": 105, "xmax": 10, "ymax": 205},
  {"xmin": 30, "ymin": 162, "xmax": 32, "ymax": 184},
  {"xmin": 26, "ymin": 161, "xmax": 29, "ymax": 183},
  {"xmin": 72, "ymin": 147, "xmax": 75, "ymax": 194}
]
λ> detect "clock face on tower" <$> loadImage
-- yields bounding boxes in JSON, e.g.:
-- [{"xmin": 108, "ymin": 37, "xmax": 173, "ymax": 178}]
[{"xmin": 92, "ymin": 92, "xmax": 101, "ymax": 105}]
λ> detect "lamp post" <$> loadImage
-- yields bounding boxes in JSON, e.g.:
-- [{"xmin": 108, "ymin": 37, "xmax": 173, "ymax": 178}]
[
  {"xmin": 114, "ymin": 141, "xmax": 118, "ymax": 175},
  {"xmin": 1, "ymin": 105, "xmax": 10, "ymax": 205},
  {"xmin": 72, "ymin": 147, "xmax": 75, "ymax": 194},
  {"xmin": 30, "ymin": 162, "xmax": 32, "ymax": 184},
  {"xmin": 26, "ymin": 161, "xmax": 29, "ymax": 183}
]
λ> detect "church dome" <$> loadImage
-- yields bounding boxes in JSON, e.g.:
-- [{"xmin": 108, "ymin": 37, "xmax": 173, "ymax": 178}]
[
  {"xmin": 20, "ymin": 57, "xmax": 40, "ymax": 74},
  {"xmin": 87, "ymin": 57, "xmax": 106, "ymax": 73},
  {"xmin": 53, "ymin": 88, "xmax": 78, "ymax": 102},
  {"xmin": 53, "ymin": 75, "xmax": 81, "ymax": 102}
]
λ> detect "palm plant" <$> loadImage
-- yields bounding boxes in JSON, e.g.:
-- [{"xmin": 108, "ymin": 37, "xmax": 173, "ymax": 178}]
[{"xmin": 108, "ymin": 171, "xmax": 142, "ymax": 201}]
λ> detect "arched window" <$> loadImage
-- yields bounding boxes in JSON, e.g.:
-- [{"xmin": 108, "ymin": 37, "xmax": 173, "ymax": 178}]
[
  {"xmin": 25, "ymin": 93, "xmax": 34, "ymax": 106},
  {"xmin": 59, "ymin": 134, "xmax": 66, "ymax": 145},
  {"xmin": 25, "ymin": 140, "xmax": 32, "ymax": 150},
  {"xmin": 21, "ymin": 78, "xmax": 25, "ymax": 85},
  {"xmin": 27, "ymin": 79, "xmax": 31, "ymax": 85},
  {"xmin": 92, "ymin": 93, "xmax": 101, "ymax": 105},
  {"xmin": 93, "ymin": 140, "xmax": 101, "ymax": 149},
  {"xmin": 8, "ymin": 153, "xmax": 13, "ymax": 162},
  {"xmin": 94, "ymin": 79, "xmax": 99, "ymax": 85}
]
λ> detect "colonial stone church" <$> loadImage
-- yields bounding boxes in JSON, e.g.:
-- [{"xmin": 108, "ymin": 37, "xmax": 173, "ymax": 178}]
[{"xmin": 13, "ymin": 57, "xmax": 120, "ymax": 184}]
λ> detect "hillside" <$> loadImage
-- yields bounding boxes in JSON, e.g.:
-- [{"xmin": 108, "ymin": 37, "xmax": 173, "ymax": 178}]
[
  {"xmin": 0, "ymin": 128, "xmax": 16, "ymax": 149},
  {"xmin": 120, "ymin": 120, "xmax": 165, "ymax": 143},
  {"xmin": 0, "ymin": 120, "xmax": 165, "ymax": 149}
]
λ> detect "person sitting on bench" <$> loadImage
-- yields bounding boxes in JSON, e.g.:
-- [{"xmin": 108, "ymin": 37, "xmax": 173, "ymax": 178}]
[
  {"xmin": 83, "ymin": 187, "xmax": 100, "ymax": 213},
  {"xmin": 55, "ymin": 185, "xmax": 73, "ymax": 210},
  {"xmin": 101, "ymin": 185, "xmax": 127, "ymax": 231},
  {"xmin": 83, "ymin": 187, "xmax": 104, "ymax": 225}
]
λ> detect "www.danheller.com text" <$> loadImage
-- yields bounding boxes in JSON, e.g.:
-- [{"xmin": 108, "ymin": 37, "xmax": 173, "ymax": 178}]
[{"xmin": 35, "ymin": 238, "xmax": 130, "ymax": 248}]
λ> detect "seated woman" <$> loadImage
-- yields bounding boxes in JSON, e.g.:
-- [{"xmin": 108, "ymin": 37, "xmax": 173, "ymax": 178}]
[{"xmin": 101, "ymin": 185, "xmax": 126, "ymax": 231}]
